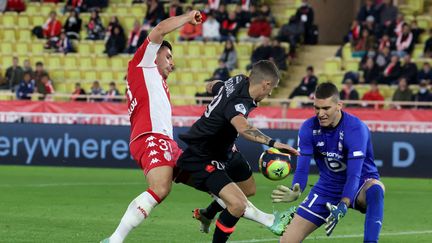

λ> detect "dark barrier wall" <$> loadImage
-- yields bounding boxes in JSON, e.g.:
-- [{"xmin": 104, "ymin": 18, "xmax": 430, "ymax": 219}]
[{"xmin": 0, "ymin": 123, "xmax": 430, "ymax": 178}]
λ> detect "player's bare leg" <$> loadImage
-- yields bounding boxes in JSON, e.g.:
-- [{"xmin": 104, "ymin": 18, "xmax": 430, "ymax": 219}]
[
  {"xmin": 104, "ymin": 166, "xmax": 173, "ymax": 243},
  {"xmin": 195, "ymin": 175, "xmax": 296, "ymax": 236},
  {"xmin": 355, "ymin": 179, "xmax": 385, "ymax": 243},
  {"xmin": 280, "ymin": 214, "xmax": 318, "ymax": 243}
]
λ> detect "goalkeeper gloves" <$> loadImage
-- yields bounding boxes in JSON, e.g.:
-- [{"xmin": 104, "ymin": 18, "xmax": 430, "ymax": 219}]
[
  {"xmin": 325, "ymin": 202, "xmax": 348, "ymax": 236},
  {"xmin": 271, "ymin": 183, "xmax": 301, "ymax": 203}
]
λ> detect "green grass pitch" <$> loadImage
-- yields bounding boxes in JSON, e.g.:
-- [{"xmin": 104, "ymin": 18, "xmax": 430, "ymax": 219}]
[{"xmin": 1, "ymin": 165, "xmax": 431, "ymax": 243}]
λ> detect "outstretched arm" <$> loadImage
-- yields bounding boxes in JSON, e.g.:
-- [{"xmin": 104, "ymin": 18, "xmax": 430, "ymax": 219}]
[
  {"xmin": 149, "ymin": 10, "xmax": 202, "ymax": 44},
  {"xmin": 230, "ymin": 115, "xmax": 299, "ymax": 156}
]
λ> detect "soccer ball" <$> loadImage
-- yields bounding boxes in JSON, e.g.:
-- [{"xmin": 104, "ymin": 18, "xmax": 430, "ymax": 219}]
[{"xmin": 258, "ymin": 148, "xmax": 291, "ymax": 181}]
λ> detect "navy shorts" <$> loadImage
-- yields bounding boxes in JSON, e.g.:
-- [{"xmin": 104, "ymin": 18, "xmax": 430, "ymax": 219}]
[{"xmin": 297, "ymin": 178, "xmax": 375, "ymax": 226}]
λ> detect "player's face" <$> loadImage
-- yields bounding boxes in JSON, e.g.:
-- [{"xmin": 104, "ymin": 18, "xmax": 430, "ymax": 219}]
[
  {"xmin": 314, "ymin": 97, "xmax": 342, "ymax": 127},
  {"xmin": 256, "ymin": 80, "xmax": 278, "ymax": 102},
  {"xmin": 156, "ymin": 47, "xmax": 174, "ymax": 79}
]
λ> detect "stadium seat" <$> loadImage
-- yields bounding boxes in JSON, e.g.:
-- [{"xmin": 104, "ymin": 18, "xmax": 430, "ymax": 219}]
[
  {"xmin": 284, "ymin": 7, "xmax": 297, "ymax": 18},
  {"xmin": 15, "ymin": 42, "xmax": 30, "ymax": 56},
  {"xmin": 238, "ymin": 58, "xmax": 250, "ymax": 71},
  {"xmin": 63, "ymin": 55, "xmax": 78, "ymax": 69},
  {"xmin": 93, "ymin": 41, "xmax": 106, "ymax": 54},
  {"xmin": 51, "ymin": 70, "xmax": 65, "ymax": 81},
  {"xmin": 114, "ymin": 5, "xmax": 129, "ymax": 15},
  {"xmin": 1, "ymin": 55, "xmax": 14, "ymax": 68},
  {"xmin": 83, "ymin": 71, "xmax": 98, "ymax": 81},
  {"xmin": 168, "ymin": 72, "xmax": 178, "ymax": 83},
  {"xmin": 189, "ymin": 59, "xmax": 204, "ymax": 70},
  {"xmin": 328, "ymin": 72, "xmax": 345, "ymax": 84},
  {"xmin": 26, "ymin": 4, "xmax": 41, "ymax": 15},
  {"xmin": 342, "ymin": 43, "xmax": 353, "ymax": 60},
  {"xmin": 110, "ymin": 57, "xmax": 124, "ymax": 70},
  {"xmin": 206, "ymin": 59, "xmax": 219, "ymax": 71},
  {"xmin": 30, "ymin": 42, "xmax": 45, "ymax": 55},
  {"xmin": 131, "ymin": 6, "xmax": 146, "ymax": 17},
  {"xmin": 187, "ymin": 44, "xmax": 202, "ymax": 57},
  {"xmin": 182, "ymin": 85, "xmax": 197, "ymax": 96},
  {"xmin": 179, "ymin": 72, "xmax": 195, "ymax": 83},
  {"xmin": 324, "ymin": 58, "xmax": 342, "ymax": 74},
  {"xmin": 30, "ymin": 55, "xmax": 45, "ymax": 66},
  {"xmin": 46, "ymin": 55, "xmax": 62, "ymax": 69},
  {"xmin": 289, "ymin": 96, "xmax": 310, "ymax": 108},
  {"xmin": 78, "ymin": 41, "xmax": 93, "ymax": 54},
  {"xmin": 169, "ymin": 85, "xmax": 181, "ymax": 95},
  {"xmin": 40, "ymin": 4, "xmax": 56, "ymax": 16},
  {"xmin": 0, "ymin": 42, "xmax": 14, "ymax": 55},
  {"xmin": 2, "ymin": 28, "xmax": 16, "ymax": 41},
  {"xmin": 412, "ymin": 44, "xmax": 424, "ymax": 58},
  {"xmin": 95, "ymin": 57, "xmax": 110, "ymax": 69},
  {"xmin": 100, "ymin": 71, "xmax": 115, "ymax": 82},
  {"xmin": 344, "ymin": 58, "xmax": 361, "ymax": 72},
  {"xmin": 31, "ymin": 15, "xmax": 45, "ymax": 26},
  {"xmin": 195, "ymin": 71, "xmax": 210, "ymax": 82},
  {"xmin": 174, "ymin": 58, "xmax": 187, "ymax": 69},
  {"xmin": 1, "ymin": 14, "xmax": 17, "ymax": 28},
  {"xmin": 18, "ymin": 29, "xmax": 32, "ymax": 42},
  {"xmin": 416, "ymin": 16, "xmax": 431, "ymax": 30},
  {"xmin": 237, "ymin": 43, "xmax": 253, "ymax": 56},
  {"xmin": 65, "ymin": 70, "xmax": 81, "ymax": 80},
  {"xmin": 173, "ymin": 44, "xmax": 186, "ymax": 57},
  {"xmin": 202, "ymin": 45, "xmax": 218, "ymax": 57}
]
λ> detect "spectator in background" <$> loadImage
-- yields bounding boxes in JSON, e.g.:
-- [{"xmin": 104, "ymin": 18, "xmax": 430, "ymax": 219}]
[
  {"xmin": 423, "ymin": 29, "xmax": 432, "ymax": 58},
  {"xmin": 144, "ymin": 0, "xmax": 166, "ymax": 27},
  {"xmin": 261, "ymin": 4, "xmax": 276, "ymax": 27},
  {"xmin": 361, "ymin": 57, "xmax": 380, "ymax": 84},
  {"xmin": 211, "ymin": 60, "xmax": 230, "ymax": 81},
  {"xmin": 34, "ymin": 61, "xmax": 49, "ymax": 94},
  {"xmin": 339, "ymin": 78, "xmax": 359, "ymax": 107},
  {"xmin": 357, "ymin": 0, "xmax": 378, "ymax": 24},
  {"xmin": 414, "ymin": 80, "xmax": 432, "ymax": 108},
  {"xmin": 246, "ymin": 14, "xmax": 272, "ymax": 42},
  {"xmin": 202, "ymin": 12, "xmax": 220, "ymax": 42},
  {"xmin": 179, "ymin": 7, "xmax": 203, "ymax": 41},
  {"xmin": 364, "ymin": 15, "xmax": 379, "ymax": 37},
  {"xmin": 378, "ymin": 33, "xmax": 391, "ymax": 52},
  {"xmin": 106, "ymin": 81, "xmax": 121, "ymax": 102},
  {"xmin": 64, "ymin": 0, "xmax": 85, "ymax": 13},
  {"xmin": 126, "ymin": 20, "xmax": 148, "ymax": 54},
  {"xmin": 43, "ymin": 11, "xmax": 62, "ymax": 41},
  {"xmin": 220, "ymin": 11, "xmax": 238, "ymax": 41},
  {"xmin": 270, "ymin": 39, "xmax": 287, "ymax": 71},
  {"xmin": 410, "ymin": 20, "xmax": 424, "ymax": 44},
  {"xmin": 86, "ymin": 0, "xmax": 108, "ymax": 11},
  {"xmin": 105, "ymin": 26, "xmax": 126, "ymax": 57},
  {"xmin": 380, "ymin": 54, "xmax": 401, "ymax": 84},
  {"xmin": 71, "ymin": 82, "xmax": 86, "ymax": 102},
  {"xmin": 375, "ymin": 46, "xmax": 391, "ymax": 71},
  {"xmin": 168, "ymin": 0, "xmax": 183, "ymax": 17},
  {"xmin": 247, "ymin": 37, "xmax": 272, "ymax": 70},
  {"xmin": 214, "ymin": 4, "xmax": 228, "ymax": 23},
  {"xmin": 105, "ymin": 16, "xmax": 124, "ymax": 41},
  {"xmin": 418, "ymin": 62, "xmax": 432, "ymax": 84},
  {"xmin": 395, "ymin": 23, "xmax": 413, "ymax": 57},
  {"xmin": 55, "ymin": 32, "xmax": 74, "ymax": 54},
  {"xmin": 90, "ymin": 80, "xmax": 104, "ymax": 102},
  {"xmin": 278, "ymin": 16, "xmax": 303, "ymax": 59},
  {"xmin": 86, "ymin": 10, "xmax": 105, "ymax": 40},
  {"xmin": 378, "ymin": 0, "xmax": 398, "ymax": 34},
  {"xmin": 347, "ymin": 20, "xmax": 362, "ymax": 44},
  {"xmin": 16, "ymin": 72, "xmax": 35, "ymax": 100},
  {"xmin": 392, "ymin": 77, "xmax": 413, "ymax": 109},
  {"xmin": 4, "ymin": 56, "xmax": 23, "ymax": 91},
  {"xmin": 23, "ymin": 59, "xmax": 33, "ymax": 76},
  {"xmin": 401, "ymin": 55, "xmax": 418, "ymax": 85},
  {"xmin": 289, "ymin": 66, "xmax": 317, "ymax": 99},
  {"xmin": 353, "ymin": 29, "xmax": 375, "ymax": 57},
  {"xmin": 63, "ymin": 10, "xmax": 82, "ymax": 39},
  {"xmin": 234, "ymin": 4, "xmax": 249, "ymax": 28},
  {"xmin": 362, "ymin": 81, "xmax": 384, "ymax": 108},
  {"xmin": 5, "ymin": 0, "xmax": 25, "ymax": 12},
  {"xmin": 219, "ymin": 40, "xmax": 237, "ymax": 71},
  {"xmin": 0, "ymin": 0, "xmax": 7, "ymax": 12},
  {"xmin": 393, "ymin": 13, "xmax": 405, "ymax": 37},
  {"xmin": 295, "ymin": 0, "xmax": 314, "ymax": 44},
  {"xmin": 40, "ymin": 74, "xmax": 54, "ymax": 101}
]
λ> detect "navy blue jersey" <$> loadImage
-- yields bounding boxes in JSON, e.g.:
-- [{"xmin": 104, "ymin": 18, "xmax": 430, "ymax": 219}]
[{"xmin": 295, "ymin": 111, "xmax": 379, "ymax": 201}]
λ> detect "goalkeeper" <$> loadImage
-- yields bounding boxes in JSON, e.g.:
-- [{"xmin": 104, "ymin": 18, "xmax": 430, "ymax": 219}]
[{"xmin": 271, "ymin": 82, "xmax": 385, "ymax": 243}]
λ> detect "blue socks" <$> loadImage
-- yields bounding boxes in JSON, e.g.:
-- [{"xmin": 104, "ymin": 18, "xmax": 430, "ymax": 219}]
[{"xmin": 364, "ymin": 184, "xmax": 384, "ymax": 243}]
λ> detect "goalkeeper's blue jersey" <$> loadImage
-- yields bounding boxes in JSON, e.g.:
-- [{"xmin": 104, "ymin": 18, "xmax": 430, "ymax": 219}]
[{"xmin": 297, "ymin": 111, "xmax": 379, "ymax": 199}]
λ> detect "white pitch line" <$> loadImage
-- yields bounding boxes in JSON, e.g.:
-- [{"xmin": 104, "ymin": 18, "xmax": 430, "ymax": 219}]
[
  {"xmin": 0, "ymin": 182, "xmax": 143, "ymax": 188},
  {"xmin": 229, "ymin": 230, "xmax": 432, "ymax": 243}
]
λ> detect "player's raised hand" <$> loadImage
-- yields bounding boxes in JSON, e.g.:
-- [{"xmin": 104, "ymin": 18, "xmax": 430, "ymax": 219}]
[
  {"xmin": 271, "ymin": 183, "xmax": 301, "ymax": 203},
  {"xmin": 188, "ymin": 10, "xmax": 202, "ymax": 25},
  {"xmin": 325, "ymin": 202, "xmax": 347, "ymax": 236},
  {"xmin": 273, "ymin": 141, "xmax": 300, "ymax": 156}
]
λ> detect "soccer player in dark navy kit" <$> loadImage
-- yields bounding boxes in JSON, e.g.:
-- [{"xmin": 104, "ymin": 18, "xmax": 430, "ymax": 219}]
[
  {"xmin": 177, "ymin": 60, "xmax": 299, "ymax": 243},
  {"xmin": 271, "ymin": 82, "xmax": 385, "ymax": 243}
]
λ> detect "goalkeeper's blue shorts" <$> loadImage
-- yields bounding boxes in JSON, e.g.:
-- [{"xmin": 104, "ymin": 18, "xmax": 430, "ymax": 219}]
[{"xmin": 297, "ymin": 178, "xmax": 376, "ymax": 226}]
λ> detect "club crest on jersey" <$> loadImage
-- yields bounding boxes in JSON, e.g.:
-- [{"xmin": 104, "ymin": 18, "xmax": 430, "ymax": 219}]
[
  {"xmin": 235, "ymin": 104, "xmax": 247, "ymax": 115},
  {"xmin": 313, "ymin": 129, "xmax": 321, "ymax": 135},
  {"xmin": 164, "ymin": 151, "xmax": 172, "ymax": 161}
]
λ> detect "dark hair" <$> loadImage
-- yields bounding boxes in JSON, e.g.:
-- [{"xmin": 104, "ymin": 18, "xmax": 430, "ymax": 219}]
[
  {"xmin": 160, "ymin": 40, "xmax": 172, "ymax": 52},
  {"xmin": 36, "ymin": 61, "xmax": 43, "ymax": 66},
  {"xmin": 306, "ymin": 66, "xmax": 314, "ymax": 72},
  {"xmin": 250, "ymin": 60, "xmax": 280, "ymax": 85},
  {"xmin": 315, "ymin": 82, "xmax": 339, "ymax": 100}
]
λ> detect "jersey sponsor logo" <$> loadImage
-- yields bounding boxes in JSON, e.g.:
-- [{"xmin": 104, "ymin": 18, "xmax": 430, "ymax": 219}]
[
  {"xmin": 128, "ymin": 98, "xmax": 138, "ymax": 116},
  {"xmin": 316, "ymin": 141, "xmax": 325, "ymax": 147},
  {"xmin": 150, "ymin": 158, "xmax": 160, "ymax": 164},
  {"xmin": 322, "ymin": 151, "xmax": 344, "ymax": 159},
  {"xmin": 211, "ymin": 160, "xmax": 225, "ymax": 170},
  {"xmin": 149, "ymin": 150, "xmax": 159, "ymax": 157},
  {"xmin": 137, "ymin": 206, "xmax": 148, "ymax": 218},
  {"xmin": 324, "ymin": 157, "xmax": 347, "ymax": 172},
  {"xmin": 225, "ymin": 78, "xmax": 235, "ymax": 97},
  {"xmin": 353, "ymin": 151, "xmax": 364, "ymax": 157},
  {"xmin": 234, "ymin": 103, "xmax": 247, "ymax": 115}
]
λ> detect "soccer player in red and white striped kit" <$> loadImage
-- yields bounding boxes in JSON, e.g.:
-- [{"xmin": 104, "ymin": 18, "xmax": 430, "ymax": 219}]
[{"xmin": 101, "ymin": 11, "xmax": 203, "ymax": 243}]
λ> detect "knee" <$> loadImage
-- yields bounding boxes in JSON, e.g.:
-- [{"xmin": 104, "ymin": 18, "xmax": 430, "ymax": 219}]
[
  {"xmin": 226, "ymin": 197, "xmax": 248, "ymax": 217},
  {"xmin": 243, "ymin": 186, "xmax": 256, "ymax": 197},
  {"xmin": 366, "ymin": 183, "xmax": 384, "ymax": 203},
  {"xmin": 149, "ymin": 184, "xmax": 171, "ymax": 200}
]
